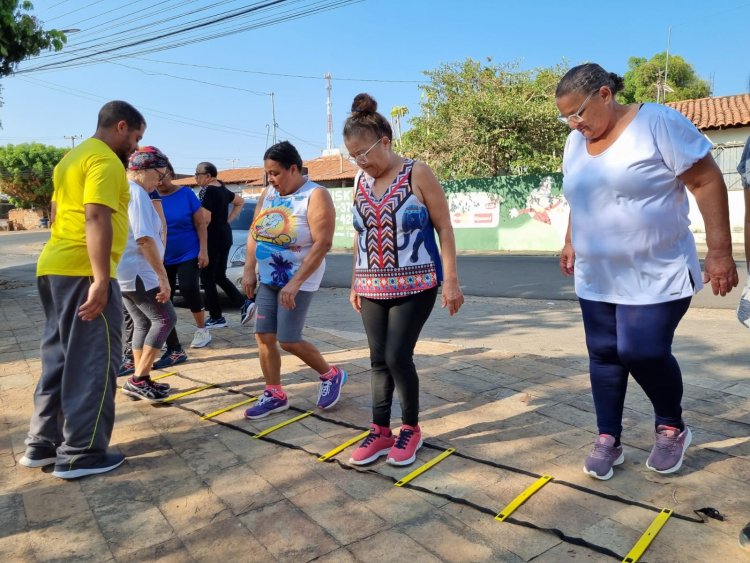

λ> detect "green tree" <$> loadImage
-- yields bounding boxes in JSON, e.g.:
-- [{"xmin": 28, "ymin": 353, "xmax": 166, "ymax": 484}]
[
  {"xmin": 400, "ymin": 58, "xmax": 568, "ymax": 180},
  {"xmin": 0, "ymin": 1, "xmax": 66, "ymax": 76},
  {"xmin": 620, "ymin": 53, "xmax": 711, "ymax": 104},
  {"xmin": 0, "ymin": 143, "xmax": 67, "ymax": 212}
]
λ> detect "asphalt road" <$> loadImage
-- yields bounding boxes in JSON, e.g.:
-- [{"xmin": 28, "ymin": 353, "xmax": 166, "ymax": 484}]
[{"xmin": 1, "ymin": 231, "xmax": 745, "ymax": 309}]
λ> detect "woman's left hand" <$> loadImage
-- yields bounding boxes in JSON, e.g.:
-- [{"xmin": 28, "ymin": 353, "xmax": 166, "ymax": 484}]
[
  {"xmin": 703, "ymin": 250, "xmax": 739, "ymax": 296},
  {"xmin": 279, "ymin": 283, "xmax": 300, "ymax": 310},
  {"xmin": 441, "ymin": 280, "xmax": 464, "ymax": 316},
  {"xmin": 197, "ymin": 249, "xmax": 208, "ymax": 269}
]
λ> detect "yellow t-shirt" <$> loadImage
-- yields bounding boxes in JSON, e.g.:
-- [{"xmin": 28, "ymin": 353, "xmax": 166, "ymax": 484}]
[{"xmin": 37, "ymin": 138, "xmax": 130, "ymax": 277}]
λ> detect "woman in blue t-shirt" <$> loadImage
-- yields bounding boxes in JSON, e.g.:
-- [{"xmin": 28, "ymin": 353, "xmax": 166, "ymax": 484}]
[{"xmin": 153, "ymin": 164, "xmax": 212, "ymax": 366}]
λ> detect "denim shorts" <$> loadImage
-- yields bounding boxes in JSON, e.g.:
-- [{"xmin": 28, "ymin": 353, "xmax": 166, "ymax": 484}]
[{"xmin": 254, "ymin": 283, "xmax": 315, "ymax": 342}]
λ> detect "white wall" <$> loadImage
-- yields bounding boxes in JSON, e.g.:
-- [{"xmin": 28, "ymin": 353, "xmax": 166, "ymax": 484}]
[
  {"xmin": 688, "ymin": 190, "xmax": 745, "ymax": 233},
  {"xmin": 703, "ymin": 126, "xmax": 750, "ymax": 146}
]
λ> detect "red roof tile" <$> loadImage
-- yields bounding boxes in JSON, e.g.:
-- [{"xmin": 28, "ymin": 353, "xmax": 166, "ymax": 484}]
[
  {"xmin": 666, "ymin": 94, "xmax": 750, "ymax": 129},
  {"xmin": 180, "ymin": 154, "xmax": 357, "ymax": 187}
]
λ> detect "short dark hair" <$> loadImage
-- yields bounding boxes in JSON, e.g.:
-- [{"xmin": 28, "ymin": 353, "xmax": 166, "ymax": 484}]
[
  {"xmin": 97, "ymin": 100, "xmax": 145, "ymax": 130},
  {"xmin": 343, "ymin": 93, "xmax": 392, "ymax": 142},
  {"xmin": 196, "ymin": 161, "xmax": 218, "ymax": 177},
  {"xmin": 263, "ymin": 141, "xmax": 303, "ymax": 171},
  {"xmin": 556, "ymin": 63, "xmax": 625, "ymax": 98}
]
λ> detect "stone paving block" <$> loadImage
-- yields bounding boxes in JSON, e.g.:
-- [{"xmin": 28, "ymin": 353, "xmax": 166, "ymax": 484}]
[
  {"xmin": 526, "ymin": 543, "xmax": 611, "ymax": 562},
  {"xmin": 203, "ymin": 465, "xmax": 280, "ymax": 516},
  {"xmin": 0, "ymin": 492, "xmax": 26, "ymax": 539},
  {"xmin": 443, "ymin": 504, "xmax": 560, "ymax": 561},
  {"xmin": 158, "ymin": 481, "xmax": 232, "ymax": 536},
  {"xmin": 22, "ymin": 479, "xmax": 92, "ymax": 526},
  {"xmin": 181, "ymin": 519, "xmax": 271, "ymax": 562},
  {"xmin": 121, "ymin": 537, "xmax": 191, "ymax": 562},
  {"xmin": 28, "ymin": 511, "xmax": 113, "ymax": 562},
  {"xmin": 310, "ymin": 547, "xmax": 357, "ymax": 562},
  {"xmin": 402, "ymin": 511, "xmax": 524, "ymax": 562},
  {"xmin": 348, "ymin": 529, "xmax": 442, "ymax": 563},
  {"xmin": 238, "ymin": 499, "xmax": 339, "ymax": 561},
  {"xmin": 0, "ymin": 533, "xmax": 35, "ymax": 562},
  {"xmin": 177, "ymin": 435, "xmax": 243, "ymax": 476},
  {"xmin": 93, "ymin": 499, "xmax": 176, "ymax": 558},
  {"xmin": 290, "ymin": 482, "xmax": 387, "ymax": 545},
  {"xmin": 248, "ymin": 448, "xmax": 331, "ymax": 499}
]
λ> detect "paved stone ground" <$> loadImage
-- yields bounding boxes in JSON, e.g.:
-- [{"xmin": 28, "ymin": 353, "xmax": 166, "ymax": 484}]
[{"xmin": 1, "ymin": 267, "xmax": 750, "ymax": 562}]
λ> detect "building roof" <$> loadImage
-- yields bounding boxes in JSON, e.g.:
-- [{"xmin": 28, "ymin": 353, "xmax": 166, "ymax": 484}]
[
  {"xmin": 180, "ymin": 153, "xmax": 357, "ymax": 187},
  {"xmin": 666, "ymin": 93, "xmax": 750, "ymax": 130}
]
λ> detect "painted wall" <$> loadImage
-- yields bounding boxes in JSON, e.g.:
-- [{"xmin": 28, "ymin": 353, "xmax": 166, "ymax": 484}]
[{"xmin": 331, "ymin": 172, "xmax": 746, "ymax": 252}]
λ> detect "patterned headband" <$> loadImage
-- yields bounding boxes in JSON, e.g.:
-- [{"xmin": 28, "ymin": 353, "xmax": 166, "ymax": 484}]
[{"xmin": 128, "ymin": 146, "xmax": 170, "ymax": 171}]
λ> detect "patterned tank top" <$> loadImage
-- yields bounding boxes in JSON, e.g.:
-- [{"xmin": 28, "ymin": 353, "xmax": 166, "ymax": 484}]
[
  {"xmin": 352, "ymin": 158, "xmax": 443, "ymax": 299},
  {"xmin": 252, "ymin": 180, "xmax": 325, "ymax": 292}
]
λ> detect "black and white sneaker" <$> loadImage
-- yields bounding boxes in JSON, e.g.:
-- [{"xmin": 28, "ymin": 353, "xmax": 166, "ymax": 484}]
[
  {"xmin": 121, "ymin": 377, "xmax": 169, "ymax": 402},
  {"xmin": 205, "ymin": 316, "xmax": 228, "ymax": 328},
  {"xmin": 52, "ymin": 452, "xmax": 125, "ymax": 480},
  {"xmin": 19, "ymin": 447, "xmax": 57, "ymax": 468}
]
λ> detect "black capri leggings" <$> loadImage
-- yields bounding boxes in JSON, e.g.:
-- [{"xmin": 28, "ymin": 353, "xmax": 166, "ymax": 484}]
[
  {"xmin": 359, "ymin": 287, "xmax": 438, "ymax": 427},
  {"xmin": 164, "ymin": 257, "xmax": 203, "ymax": 351}
]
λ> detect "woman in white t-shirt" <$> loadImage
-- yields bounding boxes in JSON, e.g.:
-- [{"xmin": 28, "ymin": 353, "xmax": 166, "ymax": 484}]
[
  {"xmin": 556, "ymin": 63, "xmax": 738, "ymax": 481},
  {"xmin": 117, "ymin": 146, "xmax": 176, "ymax": 403}
]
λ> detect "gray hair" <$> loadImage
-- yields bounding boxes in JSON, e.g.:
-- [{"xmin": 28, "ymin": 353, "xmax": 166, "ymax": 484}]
[{"xmin": 556, "ymin": 63, "xmax": 624, "ymax": 97}]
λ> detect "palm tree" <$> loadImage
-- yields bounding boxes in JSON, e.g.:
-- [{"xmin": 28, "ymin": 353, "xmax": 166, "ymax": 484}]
[{"xmin": 390, "ymin": 106, "xmax": 409, "ymax": 141}]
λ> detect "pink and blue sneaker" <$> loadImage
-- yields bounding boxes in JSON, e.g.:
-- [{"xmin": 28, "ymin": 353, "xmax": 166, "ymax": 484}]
[
  {"xmin": 244, "ymin": 391, "xmax": 289, "ymax": 420},
  {"xmin": 316, "ymin": 367, "xmax": 348, "ymax": 410}
]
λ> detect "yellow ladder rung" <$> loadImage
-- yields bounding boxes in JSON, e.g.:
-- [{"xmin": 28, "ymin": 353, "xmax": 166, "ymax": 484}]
[
  {"xmin": 201, "ymin": 397, "xmax": 258, "ymax": 420},
  {"xmin": 318, "ymin": 430, "xmax": 370, "ymax": 461},
  {"xmin": 394, "ymin": 448, "xmax": 456, "ymax": 487},
  {"xmin": 495, "ymin": 474, "xmax": 553, "ymax": 521},
  {"xmin": 161, "ymin": 384, "xmax": 216, "ymax": 403},
  {"xmin": 253, "ymin": 411, "xmax": 313, "ymax": 438},
  {"xmin": 152, "ymin": 371, "xmax": 177, "ymax": 381},
  {"xmin": 622, "ymin": 508, "xmax": 672, "ymax": 563}
]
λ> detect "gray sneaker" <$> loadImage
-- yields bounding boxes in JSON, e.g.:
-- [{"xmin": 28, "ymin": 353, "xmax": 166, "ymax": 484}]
[
  {"xmin": 583, "ymin": 434, "xmax": 624, "ymax": 480},
  {"xmin": 646, "ymin": 425, "xmax": 691, "ymax": 474}
]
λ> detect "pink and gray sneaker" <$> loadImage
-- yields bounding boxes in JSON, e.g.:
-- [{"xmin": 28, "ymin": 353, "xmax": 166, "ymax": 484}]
[
  {"xmin": 244, "ymin": 391, "xmax": 289, "ymax": 420},
  {"xmin": 349, "ymin": 424, "xmax": 395, "ymax": 465},
  {"xmin": 646, "ymin": 425, "xmax": 692, "ymax": 474},
  {"xmin": 386, "ymin": 424, "xmax": 423, "ymax": 466},
  {"xmin": 583, "ymin": 434, "xmax": 624, "ymax": 480},
  {"xmin": 316, "ymin": 367, "xmax": 348, "ymax": 410}
]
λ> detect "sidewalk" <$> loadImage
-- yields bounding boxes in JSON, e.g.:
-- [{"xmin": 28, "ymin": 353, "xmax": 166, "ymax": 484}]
[{"xmin": 1, "ymin": 264, "xmax": 749, "ymax": 561}]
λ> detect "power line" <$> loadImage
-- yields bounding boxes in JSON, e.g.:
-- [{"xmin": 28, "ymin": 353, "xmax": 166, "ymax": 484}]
[
  {"xmin": 44, "ymin": 0, "xmax": 107, "ymax": 23},
  {"xmin": 132, "ymin": 57, "xmax": 426, "ymax": 84},
  {"xmin": 20, "ymin": 0, "xmax": 362, "ymax": 74}
]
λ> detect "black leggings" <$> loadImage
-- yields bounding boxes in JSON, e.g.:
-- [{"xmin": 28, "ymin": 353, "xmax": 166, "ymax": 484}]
[
  {"xmin": 359, "ymin": 287, "xmax": 437, "ymax": 427},
  {"xmin": 164, "ymin": 257, "xmax": 203, "ymax": 351},
  {"xmin": 200, "ymin": 242, "xmax": 243, "ymax": 319}
]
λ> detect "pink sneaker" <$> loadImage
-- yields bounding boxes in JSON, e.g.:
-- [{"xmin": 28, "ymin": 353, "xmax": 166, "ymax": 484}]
[
  {"xmin": 386, "ymin": 424, "xmax": 423, "ymax": 466},
  {"xmin": 349, "ymin": 424, "xmax": 395, "ymax": 465}
]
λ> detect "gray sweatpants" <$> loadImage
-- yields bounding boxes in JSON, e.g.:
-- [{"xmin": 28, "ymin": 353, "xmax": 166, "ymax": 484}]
[{"xmin": 25, "ymin": 276, "xmax": 123, "ymax": 467}]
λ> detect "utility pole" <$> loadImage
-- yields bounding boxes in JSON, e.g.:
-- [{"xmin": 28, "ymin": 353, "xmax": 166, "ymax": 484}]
[
  {"xmin": 270, "ymin": 92, "xmax": 278, "ymax": 145},
  {"xmin": 64, "ymin": 134, "xmax": 81, "ymax": 148},
  {"xmin": 228, "ymin": 158, "xmax": 239, "ymax": 169},
  {"xmin": 663, "ymin": 26, "xmax": 672, "ymax": 104},
  {"xmin": 325, "ymin": 72, "xmax": 333, "ymax": 151}
]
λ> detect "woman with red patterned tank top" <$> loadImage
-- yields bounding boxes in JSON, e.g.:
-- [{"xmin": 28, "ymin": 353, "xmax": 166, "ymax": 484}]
[{"xmin": 344, "ymin": 93, "xmax": 464, "ymax": 467}]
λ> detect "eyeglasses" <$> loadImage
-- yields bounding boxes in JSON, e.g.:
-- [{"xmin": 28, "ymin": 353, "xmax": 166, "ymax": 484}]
[
  {"xmin": 156, "ymin": 169, "xmax": 168, "ymax": 182},
  {"xmin": 557, "ymin": 90, "xmax": 597, "ymax": 125},
  {"xmin": 347, "ymin": 138, "xmax": 382, "ymax": 166},
  {"xmin": 194, "ymin": 171, "xmax": 207, "ymax": 178}
]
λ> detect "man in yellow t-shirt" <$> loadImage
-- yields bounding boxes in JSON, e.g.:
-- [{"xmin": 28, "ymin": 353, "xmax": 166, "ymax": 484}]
[{"xmin": 20, "ymin": 101, "xmax": 146, "ymax": 480}]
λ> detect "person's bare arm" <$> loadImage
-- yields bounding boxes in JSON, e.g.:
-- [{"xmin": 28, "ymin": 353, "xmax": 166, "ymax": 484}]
[
  {"xmin": 192, "ymin": 209, "xmax": 209, "ymax": 268},
  {"xmin": 681, "ymin": 154, "xmax": 738, "ymax": 296},
  {"xmin": 560, "ymin": 211, "xmax": 575, "ymax": 276},
  {"xmin": 227, "ymin": 193, "xmax": 244, "ymax": 223},
  {"xmin": 413, "ymin": 162, "xmax": 464, "ymax": 315},
  {"xmin": 79, "ymin": 203, "xmax": 113, "ymax": 321},
  {"xmin": 278, "ymin": 188, "xmax": 335, "ymax": 309},
  {"xmin": 137, "ymin": 236, "xmax": 171, "ymax": 303}
]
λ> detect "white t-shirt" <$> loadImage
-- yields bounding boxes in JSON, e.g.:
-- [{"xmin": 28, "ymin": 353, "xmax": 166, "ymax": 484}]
[
  {"xmin": 562, "ymin": 103, "xmax": 711, "ymax": 305},
  {"xmin": 116, "ymin": 180, "xmax": 165, "ymax": 292}
]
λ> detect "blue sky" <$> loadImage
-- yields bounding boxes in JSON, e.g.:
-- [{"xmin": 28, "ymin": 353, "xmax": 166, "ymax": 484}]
[{"xmin": 1, "ymin": 0, "xmax": 748, "ymax": 173}]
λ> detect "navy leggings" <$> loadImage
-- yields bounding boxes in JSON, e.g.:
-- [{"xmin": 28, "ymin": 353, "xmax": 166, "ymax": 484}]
[{"xmin": 579, "ymin": 297, "xmax": 691, "ymax": 438}]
